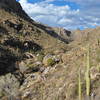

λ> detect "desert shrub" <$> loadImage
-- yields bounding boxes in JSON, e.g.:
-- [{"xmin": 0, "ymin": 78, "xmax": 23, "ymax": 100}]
[
  {"xmin": 26, "ymin": 62, "xmax": 40, "ymax": 72},
  {"xmin": 47, "ymin": 58, "xmax": 56, "ymax": 66},
  {"xmin": 27, "ymin": 63, "xmax": 34, "ymax": 68},
  {"xmin": 37, "ymin": 54, "xmax": 44, "ymax": 62},
  {"xmin": 0, "ymin": 91, "xmax": 5, "ymax": 98}
]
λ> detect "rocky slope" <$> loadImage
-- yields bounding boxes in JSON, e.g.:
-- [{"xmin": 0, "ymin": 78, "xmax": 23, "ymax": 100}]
[
  {"xmin": 0, "ymin": 0, "xmax": 100, "ymax": 100},
  {"xmin": 0, "ymin": 0, "xmax": 31, "ymax": 21}
]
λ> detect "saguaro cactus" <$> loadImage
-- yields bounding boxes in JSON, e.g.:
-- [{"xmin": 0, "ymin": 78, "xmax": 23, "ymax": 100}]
[
  {"xmin": 78, "ymin": 69, "xmax": 82, "ymax": 100},
  {"xmin": 85, "ymin": 44, "xmax": 91, "ymax": 99}
]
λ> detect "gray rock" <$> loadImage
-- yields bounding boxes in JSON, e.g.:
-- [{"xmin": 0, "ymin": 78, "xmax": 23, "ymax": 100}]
[
  {"xmin": 18, "ymin": 61, "xmax": 28, "ymax": 73},
  {"xmin": 23, "ymin": 52, "xmax": 35, "ymax": 59},
  {"xmin": 0, "ymin": 73, "xmax": 20, "ymax": 98},
  {"xmin": 43, "ymin": 54, "xmax": 60, "ymax": 66},
  {"xmin": 43, "ymin": 54, "xmax": 54, "ymax": 66}
]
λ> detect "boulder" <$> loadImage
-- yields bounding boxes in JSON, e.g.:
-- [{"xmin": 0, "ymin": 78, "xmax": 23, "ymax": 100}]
[
  {"xmin": 18, "ymin": 59, "xmax": 42, "ymax": 74},
  {"xmin": 43, "ymin": 54, "xmax": 60, "ymax": 66},
  {"xmin": 0, "ymin": 73, "xmax": 20, "ymax": 98},
  {"xmin": 18, "ymin": 61, "xmax": 28, "ymax": 73},
  {"xmin": 23, "ymin": 52, "xmax": 35, "ymax": 59}
]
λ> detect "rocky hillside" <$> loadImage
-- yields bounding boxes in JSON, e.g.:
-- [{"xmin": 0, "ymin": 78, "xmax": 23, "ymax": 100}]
[
  {"xmin": 0, "ymin": 0, "xmax": 31, "ymax": 21},
  {"xmin": 0, "ymin": 0, "xmax": 100, "ymax": 100}
]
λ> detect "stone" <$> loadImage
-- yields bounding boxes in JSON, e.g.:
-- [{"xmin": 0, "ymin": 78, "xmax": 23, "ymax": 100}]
[
  {"xmin": 18, "ymin": 59, "xmax": 42, "ymax": 74},
  {"xmin": 23, "ymin": 52, "xmax": 35, "ymax": 59},
  {"xmin": 18, "ymin": 61, "xmax": 28, "ymax": 73},
  {"xmin": 0, "ymin": 73, "xmax": 20, "ymax": 98},
  {"xmin": 43, "ymin": 54, "xmax": 59, "ymax": 66},
  {"xmin": 90, "ymin": 67, "xmax": 100, "ymax": 80},
  {"xmin": 43, "ymin": 54, "xmax": 54, "ymax": 66}
]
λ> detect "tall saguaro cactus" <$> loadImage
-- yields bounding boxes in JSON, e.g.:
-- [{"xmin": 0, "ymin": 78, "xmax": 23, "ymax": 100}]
[
  {"xmin": 78, "ymin": 69, "xmax": 82, "ymax": 100},
  {"xmin": 85, "ymin": 44, "xmax": 91, "ymax": 99}
]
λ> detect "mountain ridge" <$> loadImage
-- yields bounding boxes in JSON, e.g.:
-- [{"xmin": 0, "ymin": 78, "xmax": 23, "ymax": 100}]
[{"xmin": 0, "ymin": 0, "xmax": 32, "ymax": 21}]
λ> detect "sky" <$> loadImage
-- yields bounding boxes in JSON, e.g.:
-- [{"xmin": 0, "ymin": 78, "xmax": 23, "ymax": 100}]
[{"xmin": 16, "ymin": 0, "xmax": 100, "ymax": 30}]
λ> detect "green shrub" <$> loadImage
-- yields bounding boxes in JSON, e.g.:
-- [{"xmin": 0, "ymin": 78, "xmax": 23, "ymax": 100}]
[
  {"xmin": 47, "ymin": 58, "xmax": 56, "ymax": 66},
  {"xmin": 0, "ymin": 91, "xmax": 5, "ymax": 98}
]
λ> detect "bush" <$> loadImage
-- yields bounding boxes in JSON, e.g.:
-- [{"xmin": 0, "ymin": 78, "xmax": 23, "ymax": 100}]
[
  {"xmin": 37, "ymin": 54, "xmax": 44, "ymax": 62},
  {"xmin": 47, "ymin": 58, "xmax": 55, "ymax": 66}
]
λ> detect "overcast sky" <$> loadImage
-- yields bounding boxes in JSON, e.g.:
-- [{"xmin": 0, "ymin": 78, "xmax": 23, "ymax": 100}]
[{"xmin": 17, "ymin": 0, "xmax": 100, "ymax": 30}]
